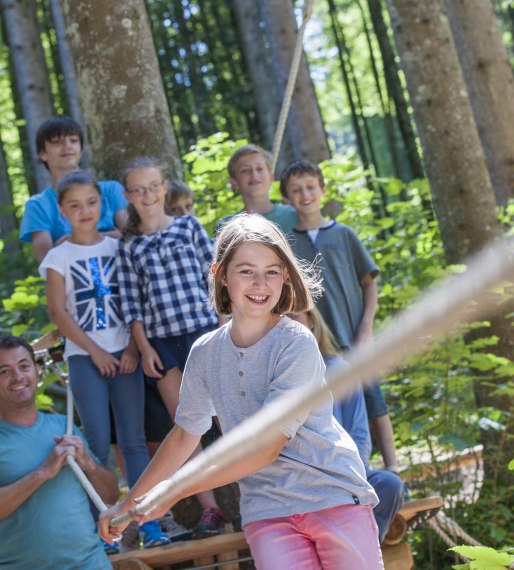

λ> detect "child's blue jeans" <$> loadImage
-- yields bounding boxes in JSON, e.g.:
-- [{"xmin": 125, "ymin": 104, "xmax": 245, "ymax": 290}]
[{"xmin": 68, "ymin": 351, "xmax": 149, "ymax": 487}]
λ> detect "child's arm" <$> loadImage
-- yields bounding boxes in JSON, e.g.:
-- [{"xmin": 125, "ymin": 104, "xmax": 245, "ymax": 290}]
[
  {"xmin": 131, "ymin": 321, "xmax": 164, "ymax": 378},
  {"xmin": 46, "ymin": 269, "xmax": 120, "ymax": 377},
  {"xmin": 98, "ymin": 424, "xmax": 288, "ymax": 539},
  {"xmin": 355, "ymin": 272, "xmax": 378, "ymax": 348}
]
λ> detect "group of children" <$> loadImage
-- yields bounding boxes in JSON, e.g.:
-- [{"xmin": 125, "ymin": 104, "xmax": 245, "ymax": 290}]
[{"xmin": 19, "ymin": 116, "xmax": 403, "ymax": 569}]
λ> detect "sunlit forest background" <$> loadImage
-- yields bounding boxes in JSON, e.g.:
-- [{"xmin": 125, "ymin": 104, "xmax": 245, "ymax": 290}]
[{"xmin": 0, "ymin": 1, "xmax": 513, "ymax": 567}]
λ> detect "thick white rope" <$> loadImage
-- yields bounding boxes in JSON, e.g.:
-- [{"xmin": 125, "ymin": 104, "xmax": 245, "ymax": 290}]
[
  {"xmin": 111, "ymin": 237, "xmax": 514, "ymax": 528},
  {"xmin": 65, "ymin": 381, "xmax": 108, "ymax": 512},
  {"xmin": 271, "ymin": 0, "xmax": 314, "ymax": 173},
  {"xmin": 434, "ymin": 511, "xmax": 482, "ymax": 547}
]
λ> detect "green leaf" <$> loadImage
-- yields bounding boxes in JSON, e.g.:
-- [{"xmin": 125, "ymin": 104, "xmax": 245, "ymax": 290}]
[{"xmin": 450, "ymin": 546, "xmax": 513, "ymax": 565}]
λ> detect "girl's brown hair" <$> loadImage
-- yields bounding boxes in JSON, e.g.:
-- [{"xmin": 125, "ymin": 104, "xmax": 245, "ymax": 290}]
[
  {"xmin": 56, "ymin": 171, "xmax": 101, "ymax": 205},
  {"xmin": 211, "ymin": 213, "xmax": 322, "ymax": 315},
  {"xmin": 120, "ymin": 156, "xmax": 168, "ymax": 239}
]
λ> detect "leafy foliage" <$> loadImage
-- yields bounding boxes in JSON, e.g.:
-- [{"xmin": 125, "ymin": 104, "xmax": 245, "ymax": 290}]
[{"xmin": 450, "ymin": 545, "xmax": 514, "ymax": 569}]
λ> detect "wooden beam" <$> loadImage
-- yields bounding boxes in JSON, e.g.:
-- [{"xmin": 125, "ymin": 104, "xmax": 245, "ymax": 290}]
[
  {"xmin": 109, "ymin": 532, "xmax": 249, "ymax": 568},
  {"xmin": 383, "ymin": 542, "xmax": 414, "ymax": 570}
]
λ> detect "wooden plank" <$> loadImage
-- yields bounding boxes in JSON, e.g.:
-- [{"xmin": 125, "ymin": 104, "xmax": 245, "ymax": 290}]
[
  {"xmin": 109, "ymin": 532, "xmax": 249, "ymax": 568},
  {"xmin": 218, "ymin": 550, "xmax": 240, "ymax": 570},
  {"xmin": 398, "ymin": 496, "xmax": 443, "ymax": 523},
  {"xmin": 383, "ymin": 542, "xmax": 414, "ymax": 570},
  {"xmin": 112, "ymin": 559, "xmax": 154, "ymax": 570},
  {"xmin": 194, "ymin": 555, "xmax": 215, "ymax": 566}
]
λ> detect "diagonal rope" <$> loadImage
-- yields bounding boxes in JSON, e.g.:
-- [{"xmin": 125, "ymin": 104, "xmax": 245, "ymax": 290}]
[
  {"xmin": 111, "ymin": 237, "xmax": 514, "ymax": 528},
  {"xmin": 271, "ymin": 0, "xmax": 314, "ymax": 173}
]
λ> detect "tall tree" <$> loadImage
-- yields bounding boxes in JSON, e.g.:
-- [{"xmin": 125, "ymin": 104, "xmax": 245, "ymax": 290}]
[
  {"xmin": 231, "ymin": 0, "xmax": 283, "ymax": 155},
  {"xmin": 445, "ymin": 0, "xmax": 514, "ymax": 206},
  {"xmin": 366, "ymin": 0, "xmax": 425, "ymax": 180},
  {"xmin": 49, "ymin": 0, "xmax": 91, "ymax": 169},
  {"xmin": 260, "ymin": 0, "xmax": 331, "ymax": 167},
  {"xmin": 386, "ymin": 0, "xmax": 512, "ymax": 494},
  {"xmin": 0, "ymin": 0, "xmax": 53, "ymax": 192},
  {"xmin": 61, "ymin": 0, "xmax": 182, "ymax": 179},
  {"xmin": 0, "ymin": 133, "xmax": 20, "ymax": 264}
]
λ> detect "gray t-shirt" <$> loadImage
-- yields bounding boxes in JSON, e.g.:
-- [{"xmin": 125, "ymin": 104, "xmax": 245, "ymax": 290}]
[
  {"xmin": 290, "ymin": 222, "xmax": 379, "ymax": 349},
  {"xmin": 175, "ymin": 316, "xmax": 377, "ymax": 526}
]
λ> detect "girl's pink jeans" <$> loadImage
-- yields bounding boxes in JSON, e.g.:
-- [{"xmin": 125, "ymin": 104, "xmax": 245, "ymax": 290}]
[{"xmin": 244, "ymin": 503, "xmax": 384, "ymax": 570}]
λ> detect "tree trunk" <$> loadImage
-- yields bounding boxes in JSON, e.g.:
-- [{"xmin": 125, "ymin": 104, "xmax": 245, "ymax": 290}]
[
  {"xmin": 386, "ymin": 0, "xmax": 512, "ymax": 495},
  {"xmin": 260, "ymin": 0, "xmax": 331, "ymax": 168},
  {"xmin": 231, "ymin": 0, "xmax": 284, "ymax": 158},
  {"xmin": 386, "ymin": 0, "xmax": 501, "ymax": 263},
  {"xmin": 367, "ymin": 0, "xmax": 425, "ymax": 181},
  {"xmin": 445, "ymin": 0, "xmax": 514, "ymax": 206},
  {"xmin": 0, "ymin": 132, "xmax": 21, "ymax": 264},
  {"xmin": 60, "ymin": 0, "xmax": 182, "ymax": 180},
  {"xmin": 0, "ymin": 0, "xmax": 53, "ymax": 192},
  {"xmin": 49, "ymin": 0, "xmax": 91, "ymax": 170}
]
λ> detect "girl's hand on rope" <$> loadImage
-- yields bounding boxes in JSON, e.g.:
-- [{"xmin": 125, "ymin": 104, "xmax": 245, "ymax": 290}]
[
  {"xmin": 140, "ymin": 346, "xmax": 164, "ymax": 378},
  {"xmin": 90, "ymin": 347, "xmax": 120, "ymax": 378},
  {"xmin": 130, "ymin": 481, "xmax": 177, "ymax": 524},
  {"xmin": 98, "ymin": 503, "xmax": 125, "ymax": 543}
]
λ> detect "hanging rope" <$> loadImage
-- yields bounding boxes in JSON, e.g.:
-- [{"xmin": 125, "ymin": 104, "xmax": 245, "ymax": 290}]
[
  {"xmin": 271, "ymin": 0, "xmax": 314, "ymax": 173},
  {"xmin": 61, "ymin": 370, "xmax": 107, "ymax": 513},
  {"xmin": 111, "ymin": 238, "xmax": 514, "ymax": 528}
]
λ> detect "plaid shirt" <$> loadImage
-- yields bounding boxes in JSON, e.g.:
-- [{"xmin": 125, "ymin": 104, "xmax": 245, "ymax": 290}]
[{"xmin": 116, "ymin": 216, "xmax": 217, "ymax": 338}]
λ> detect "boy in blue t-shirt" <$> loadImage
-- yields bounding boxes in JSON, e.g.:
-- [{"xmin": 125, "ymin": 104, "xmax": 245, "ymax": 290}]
[
  {"xmin": 280, "ymin": 159, "xmax": 401, "ymax": 475},
  {"xmin": 19, "ymin": 116, "xmax": 127, "ymax": 264}
]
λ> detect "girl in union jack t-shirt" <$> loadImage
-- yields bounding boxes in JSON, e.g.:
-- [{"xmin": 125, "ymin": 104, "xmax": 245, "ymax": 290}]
[{"xmin": 40, "ymin": 170, "xmax": 170, "ymax": 550}]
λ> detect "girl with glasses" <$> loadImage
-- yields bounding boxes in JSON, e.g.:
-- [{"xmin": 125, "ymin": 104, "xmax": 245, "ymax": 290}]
[{"xmin": 117, "ymin": 157, "xmax": 225, "ymax": 538}]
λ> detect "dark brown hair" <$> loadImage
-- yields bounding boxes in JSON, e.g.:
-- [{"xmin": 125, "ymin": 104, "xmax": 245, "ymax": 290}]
[
  {"xmin": 56, "ymin": 171, "xmax": 101, "ymax": 205},
  {"xmin": 279, "ymin": 159, "xmax": 325, "ymax": 198},
  {"xmin": 36, "ymin": 116, "xmax": 84, "ymax": 170},
  {"xmin": 0, "ymin": 335, "xmax": 36, "ymax": 364}
]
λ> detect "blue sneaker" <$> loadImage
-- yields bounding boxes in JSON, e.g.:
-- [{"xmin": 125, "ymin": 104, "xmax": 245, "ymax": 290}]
[
  {"xmin": 140, "ymin": 520, "xmax": 171, "ymax": 549},
  {"xmin": 102, "ymin": 538, "xmax": 119, "ymax": 555}
]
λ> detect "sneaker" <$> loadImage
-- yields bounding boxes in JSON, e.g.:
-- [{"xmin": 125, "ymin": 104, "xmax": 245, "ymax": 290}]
[
  {"xmin": 192, "ymin": 507, "xmax": 225, "ymax": 539},
  {"xmin": 158, "ymin": 512, "xmax": 192, "ymax": 542},
  {"xmin": 120, "ymin": 520, "xmax": 140, "ymax": 552},
  {"xmin": 102, "ymin": 538, "xmax": 120, "ymax": 555},
  {"xmin": 140, "ymin": 520, "xmax": 171, "ymax": 549}
]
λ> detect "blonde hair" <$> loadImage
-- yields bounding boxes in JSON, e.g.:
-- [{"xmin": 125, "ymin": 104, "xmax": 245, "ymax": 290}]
[
  {"xmin": 227, "ymin": 144, "xmax": 273, "ymax": 178},
  {"xmin": 120, "ymin": 156, "xmax": 168, "ymax": 239},
  {"xmin": 212, "ymin": 213, "xmax": 322, "ymax": 315},
  {"xmin": 304, "ymin": 307, "xmax": 340, "ymax": 357}
]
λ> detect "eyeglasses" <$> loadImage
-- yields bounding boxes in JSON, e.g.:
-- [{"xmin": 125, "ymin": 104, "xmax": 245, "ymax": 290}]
[{"xmin": 126, "ymin": 180, "xmax": 165, "ymax": 196}]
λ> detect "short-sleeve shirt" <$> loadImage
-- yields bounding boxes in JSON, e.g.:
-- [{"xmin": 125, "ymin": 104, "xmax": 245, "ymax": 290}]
[
  {"xmin": 0, "ymin": 413, "xmax": 111, "ymax": 569},
  {"xmin": 216, "ymin": 203, "xmax": 297, "ymax": 235},
  {"xmin": 19, "ymin": 181, "xmax": 126, "ymax": 243},
  {"xmin": 39, "ymin": 237, "xmax": 129, "ymax": 358},
  {"xmin": 116, "ymin": 215, "xmax": 217, "ymax": 338},
  {"xmin": 290, "ymin": 221, "xmax": 379, "ymax": 349},
  {"xmin": 175, "ymin": 317, "xmax": 377, "ymax": 526},
  {"xmin": 326, "ymin": 354, "xmax": 372, "ymax": 466}
]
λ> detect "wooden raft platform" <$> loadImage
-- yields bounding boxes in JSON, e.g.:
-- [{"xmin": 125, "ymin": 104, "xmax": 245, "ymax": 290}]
[{"xmin": 109, "ymin": 497, "xmax": 443, "ymax": 570}]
